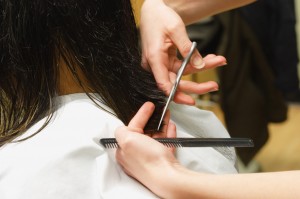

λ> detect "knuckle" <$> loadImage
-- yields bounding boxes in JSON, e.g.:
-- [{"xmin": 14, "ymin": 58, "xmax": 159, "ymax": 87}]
[
  {"xmin": 115, "ymin": 126, "xmax": 126, "ymax": 134},
  {"xmin": 180, "ymin": 42, "xmax": 191, "ymax": 56},
  {"xmin": 146, "ymin": 49, "xmax": 159, "ymax": 64},
  {"xmin": 157, "ymin": 82, "xmax": 172, "ymax": 95},
  {"xmin": 121, "ymin": 134, "xmax": 135, "ymax": 149},
  {"xmin": 166, "ymin": 20, "xmax": 181, "ymax": 34},
  {"xmin": 143, "ymin": 51, "xmax": 159, "ymax": 69}
]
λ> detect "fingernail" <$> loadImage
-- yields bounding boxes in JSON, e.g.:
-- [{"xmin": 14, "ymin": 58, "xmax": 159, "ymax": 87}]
[{"xmin": 192, "ymin": 56, "xmax": 205, "ymax": 69}]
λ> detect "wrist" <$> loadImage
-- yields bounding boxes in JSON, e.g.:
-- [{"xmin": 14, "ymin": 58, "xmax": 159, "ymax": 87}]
[
  {"xmin": 158, "ymin": 163, "xmax": 200, "ymax": 199},
  {"xmin": 163, "ymin": 0, "xmax": 188, "ymax": 24},
  {"xmin": 162, "ymin": 165, "xmax": 214, "ymax": 199},
  {"xmin": 155, "ymin": 163, "xmax": 187, "ymax": 199},
  {"xmin": 142, "ymin": 157, "xmax": 188, "ymax": 199}
]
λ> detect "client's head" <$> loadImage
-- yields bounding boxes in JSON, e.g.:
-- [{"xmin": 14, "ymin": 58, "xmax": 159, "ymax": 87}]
[{"xmin": 0, "ymin": 0, "xmax": 166, "ymax": 145}]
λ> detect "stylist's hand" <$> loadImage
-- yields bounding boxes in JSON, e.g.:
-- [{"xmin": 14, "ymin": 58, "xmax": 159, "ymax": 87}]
[
  {"xmin": 115, "ymin": 102, "xmax": 181, "ymax": 198},
  {"xmin": 140, "ymin": 0, "xmax": 226, "ymax": 105}
]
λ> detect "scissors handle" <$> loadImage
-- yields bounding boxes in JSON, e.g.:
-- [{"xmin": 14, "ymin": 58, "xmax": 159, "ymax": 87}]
[{"xmin": 157, "ymin": 42, "xmax": 198, "ymax": 131}]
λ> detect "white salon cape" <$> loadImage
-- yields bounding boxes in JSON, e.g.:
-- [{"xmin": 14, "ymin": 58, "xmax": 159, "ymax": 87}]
[{"xmin": 0, "ymin": 93, "xmax": 237, "ymax": 199}]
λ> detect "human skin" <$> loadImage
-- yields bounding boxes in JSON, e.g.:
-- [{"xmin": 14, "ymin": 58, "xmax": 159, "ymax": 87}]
[
  {"xmin": 115, "ymin": 102, "xmax": 300, "ymax": 199},
  {"xmin": 122, "ymin": 1, "xmax": 300, "ymax": 198},
  {"xmin": 164, "ymin": 0, "xmax": 257, "ymax": 25},
  {"xmin": 140, "ymin": 0, "xmax": 256, "ymax": 105}
]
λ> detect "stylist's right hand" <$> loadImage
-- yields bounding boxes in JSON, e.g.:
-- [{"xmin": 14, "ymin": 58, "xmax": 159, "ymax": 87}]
[
  {"xmin": 115, "ymin": 102, "xmax": 180, "ymax": 198},
  {"xmin": 140, "ymin": 0, "xmax": 226, "ymax": 105}
]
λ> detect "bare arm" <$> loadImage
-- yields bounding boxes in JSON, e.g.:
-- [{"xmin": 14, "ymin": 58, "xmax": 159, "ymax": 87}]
[
  {"xmin": 115, "ymin": 102, "xmax": 300, "ymax": 198},
  {"xmin": 164, "ymin": 0, "xmax": 257, "ymax": 25},
  {"xmin": 165, "ymin": 167, "xmax": 300, "ymax": 199},
  {"xmin": 116, "ymin": 126, "xmax": 300, "ymax": 198}
]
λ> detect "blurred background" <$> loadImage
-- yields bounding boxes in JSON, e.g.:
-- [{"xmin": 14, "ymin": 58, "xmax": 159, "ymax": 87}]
[{"xmin": 132, "ymin": 0, "xmax": 300, "ymax": 173}]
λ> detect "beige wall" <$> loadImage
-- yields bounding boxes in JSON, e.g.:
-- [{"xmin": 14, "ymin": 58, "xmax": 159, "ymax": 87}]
[
  {"xmin": 132, "ymin": 1, "xmax": 300, "ymax": 83},
  {"xmin": 131, "ymin": 0, "xmax": 144, "ymax": 25}
]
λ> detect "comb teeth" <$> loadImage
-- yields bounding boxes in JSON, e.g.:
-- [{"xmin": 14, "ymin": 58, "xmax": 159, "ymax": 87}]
[
  {"xmin": 100, "ymin": 138, "xmax": 182, "ymax": 148},
  {"xmin": 100, "ymin": 138, "xmax": 119, "ymax": 148},
  {"xmin": 100, "ymin": 137, "xmax": 254, "ymax": 148},
  {"xmin": 158, "ymin": 139, "xmax": 183, "ymax": 148}
]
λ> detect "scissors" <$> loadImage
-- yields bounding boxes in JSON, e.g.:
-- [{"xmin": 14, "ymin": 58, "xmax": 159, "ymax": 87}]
[{"xmin": 157, "ymin": 42, "xmax": 198, "ymax": 131}]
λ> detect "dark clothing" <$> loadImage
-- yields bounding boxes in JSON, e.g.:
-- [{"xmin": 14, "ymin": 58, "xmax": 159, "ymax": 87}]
[
  {"xmin": 186, "ymin": 9, "xmax": 290, "ymax": 165},
  {"xmin": 216, "ymin": 11, "xmax": 288, "ymax": 164},
  {"xmin": 240, "ymin": 0, "xmax": 299, "ymax": 94}
]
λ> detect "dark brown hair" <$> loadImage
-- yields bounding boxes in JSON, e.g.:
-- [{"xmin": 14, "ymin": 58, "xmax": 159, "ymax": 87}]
[{"xmin": 0, "ymin": 0, "xmax": 166, "ymax": 146}]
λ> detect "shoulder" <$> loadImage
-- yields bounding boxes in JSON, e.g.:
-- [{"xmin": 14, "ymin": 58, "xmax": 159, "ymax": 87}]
[{"xmin": 0, "ymin": 94, "xmax": 125, "ymax": 199}]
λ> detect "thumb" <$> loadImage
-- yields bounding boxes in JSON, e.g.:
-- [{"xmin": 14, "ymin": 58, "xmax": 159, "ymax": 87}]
[
  {"xmin": 128, "ymin": 102, "xmax": 155, "ymax": 130},
  {"xmin": 115, "ymin": 102, "xmax": 155, "ymax": 147},
  {"xmin": 168, "ymin": 21, "xmax": 205, "ymax": 69}
]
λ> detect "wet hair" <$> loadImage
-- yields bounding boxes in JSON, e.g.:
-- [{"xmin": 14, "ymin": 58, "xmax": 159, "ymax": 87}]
[{"xmin": 0, "ymin": 0, "xmax": 166, "ymax": 146}]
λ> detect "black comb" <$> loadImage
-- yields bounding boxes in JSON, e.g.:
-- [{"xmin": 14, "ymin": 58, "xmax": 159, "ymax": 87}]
[{"xmin": 100, "ymin": 138, "xmax": 254, "ymax": 148}]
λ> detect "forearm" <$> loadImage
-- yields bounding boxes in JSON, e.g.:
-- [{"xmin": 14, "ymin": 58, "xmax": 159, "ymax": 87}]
[
  {"xmin": 163, "ymin": 0, "xmax": 256, "ymax": 25},
  {"xmin": 165, "ymin": 169, "xmax": 300, "ymax": 199}
]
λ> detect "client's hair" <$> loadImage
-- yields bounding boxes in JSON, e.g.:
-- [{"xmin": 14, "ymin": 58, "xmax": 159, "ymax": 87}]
[{"xmin": 0, "ymin": 0, "xmax": 166, "ymax": 146}]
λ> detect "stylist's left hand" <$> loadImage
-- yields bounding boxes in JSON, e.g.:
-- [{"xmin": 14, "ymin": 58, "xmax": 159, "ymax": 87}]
[{"xmin": 115, "ymin": 102, "xmax": 179, "ymax": 197}]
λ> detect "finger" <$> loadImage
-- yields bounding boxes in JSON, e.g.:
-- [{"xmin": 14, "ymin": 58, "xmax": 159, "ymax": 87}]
[
  {"xmin": 161, "ymin": 110, "xmax": 170, "ymax": 134},
  {"xmin": 141, "ymin": 54, "xmax": 151, "ymax": 71},
  {"xmin": 149, "ymin": 59, "xmax": 173, "ymax": 95},
  {"xmin": 171, "ymin": 54, "xmax": 227, "ymax": 75},
  {"xmin": 144, "ymin": 43, "xmax": 174, "ymax": 95},
  {"xmin": 166, "ymin": 122, "xmax": 177, "ymax": 153},
  {"xmin": 152, "ymin": 110, "xmax": 170, "ymax": 138},
  {"xmin": 172, "ymin": 92, "xmax": 195, "ymax": 105},
  {"xmin": 178, "ymin": 80, "xmax": 219, "ymax": 94},
  {"xmin": 166, "ymin": 122, "xmax": 176, "ymax": 139},
  {"xmin": 203, "ymin": 54, "xmax": 218, "ymax": 59},
  {"xmin": 167, "ymin": 72, "xmax": 196, "ymax": 105},
  {"xmin": 128, "ymin": 102, "xmax": 155, "ymax": 129},
  {"xmin": 203, "ymin": 54, "xmax": 227, "ymax": 69},
  {"xmin": 172, "ymin": 81, "xmax": 219, "ymax": 104},
  {"xmin": 115, "ymin": 126, "xmax": 133, "ymax": 146},
  {"xmin": 167, "ymin": 21, "xmax": 204, "ymax": 69}
]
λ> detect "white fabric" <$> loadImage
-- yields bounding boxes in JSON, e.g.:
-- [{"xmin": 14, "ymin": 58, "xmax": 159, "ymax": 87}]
[{"xmin": 0, "ymin": 93, "xmax": 237, "ymax": 199}]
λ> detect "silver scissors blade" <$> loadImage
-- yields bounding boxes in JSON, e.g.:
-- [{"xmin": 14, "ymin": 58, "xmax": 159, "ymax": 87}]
[{"xmin": 157, "ymin": 42, "xmax": 198, "ymax": 131}]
